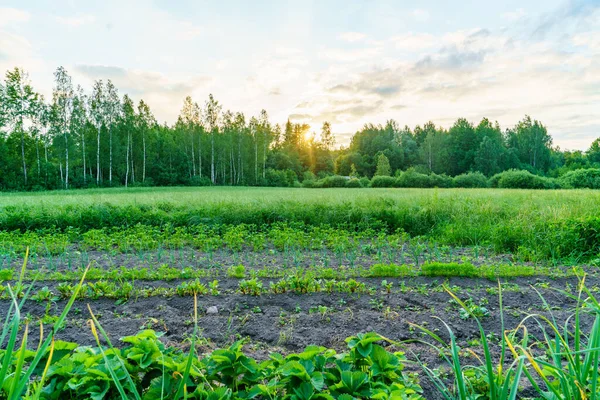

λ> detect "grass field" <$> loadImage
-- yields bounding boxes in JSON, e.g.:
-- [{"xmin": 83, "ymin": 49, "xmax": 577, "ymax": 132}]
[
  {"xmin": 2, "ymin": 185, "xmax": 599, "ymax": 209},
  {"xmin": 1, "ymin": 187, "xmax": 600, "ymax": 398},
  {"xmin": 2, "ymin": 186, "xmax": 599, "ymax": 261}
]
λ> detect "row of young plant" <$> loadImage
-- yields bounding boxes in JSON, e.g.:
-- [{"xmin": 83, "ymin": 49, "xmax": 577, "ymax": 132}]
[
  {"xmin": 0, "ymin": 224, "xmax": 429, "ymax": 255},
  {"xmin": 0, "ymin": 221, "xmax": 570, "ymax": 270},
  {"xmin": 19, "ymin": 276, "xmax": 374, "ymax": 302},
  {"xmin": 0, "ymin": 253, "xmax": 424, "ymax": 399},
  {"xmin": 0, "ymin": 262, "xmax": 553, "ymax": 286},
  {"xmin": 0, "ymin": 264, "xmax": 572, "ymax": 311},
  {"xmin": 2, "ymin": 236, "xmax": 516, "ymax": 279},
  {"xmin": 2, "ymin": 253, "xmax": 600, "ymax": 399}
]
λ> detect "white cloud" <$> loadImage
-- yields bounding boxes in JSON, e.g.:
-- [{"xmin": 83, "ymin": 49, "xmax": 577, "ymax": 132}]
[
  {"xmin": 572, "ymin": 32, "xmax": 600, "ymax": 50},
  {"xmin": 1, "ymin": 0, "xmax": 599, "ymax": 150},
  {"xmin": 502, "ymin": 8, "xmax": 526, "ymax": 21},
  {"xmin": 55, "ymin": 14, "xmax": 96, "ymax": 27},
  {"xmin": 288, "ymin": 15, "xmax": 600, "ymax": 149},
  {"xmin": 318, "ymin": 46, "xmax": 383, "ymax": 63},
  {"xmin": 390, "ymin": 33, "xmax": 437, "ymax": 51},
  {"xmin": 411, "ymin": 9, "xmax": 430, "ymax": 22},
  {"xmin": 338, "ymin": 32, "xmax": 366, "ymax": 42},
  {"xmin": 0, "ymin": 7, "xmax": 30, "ymax": 26},
  {"xmin": 73, "ymin": 65, "xmax": 212, "ymax": 123}
]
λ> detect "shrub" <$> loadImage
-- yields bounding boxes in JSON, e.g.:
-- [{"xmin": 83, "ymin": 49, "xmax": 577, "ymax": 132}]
[
  {"xmin": 396, "ymin": 168, "xmax": 433, "ymax": 188},
  {"xmin": 302, "ymin": 179, "xmax": 318, "ymax": 188},
  {"xmin": 264, "ymin": 168, "xmax": 296, "ymax": 187},
  {"xmin": 488, "ymin": 173, "xmax": 503, "ymax": 188},
  {"xmin": 345, "ymin": 178, "xmax": 363, "ymax": 188},
  {"xmin": 421, "ymin": 262, "xmax": 478, "ymax": 277},
  {"xmin": 189, "ymin": 176, "xmax": 212, "ymax": 186},
  {"xmin": 302, "ymin": 171, "xmax": 317, "ymax": 182},
  {"xmin": 320, "ymin": 175, "xmax": 347, "ymax": 188},
  {"xmin": 370, "ymin": 176, "xmax": 396, "ymax": 188},
  {"xmin": 359, "ymin": 177, "xmax": 371, "ymax": 188},
  {"xmin": 492, "ymin": 169, "xmax": 560, "ymax": 189},
  {"xmin": 429, "ymin": 173, "xmax": 454, "ymax": 188},
  {"xmin": 453, "ymin": 172, "xmax": 489, "ymax": 188},
  {"xmin": 559, "ymin": 168, "xmax": 600, "ymax": 189}
]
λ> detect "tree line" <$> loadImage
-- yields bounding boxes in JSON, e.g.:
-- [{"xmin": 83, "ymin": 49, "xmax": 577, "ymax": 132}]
[{"xmin": 0, "ymin": 66, "xmax": 598, "ymax": 191}]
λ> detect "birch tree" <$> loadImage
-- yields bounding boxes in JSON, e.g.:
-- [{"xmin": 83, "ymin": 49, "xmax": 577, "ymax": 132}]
[
  {"xmin": 71, "ymin": 86, "xmax": 88, "ymax": 185},
  {"xmin": 122, "ymin": 95, "xmax": 136, "ymax": 187},
  {"xmin": 105, "ymin": 80, "xmax": 120, "ymax": 185},
  {"xmin": 90, "ymin": 80, "xmax": 105, "ymax": 184},
  {"xmin": 5, "ymin": 68, "xmax": 39, "ymax": 186},
  {"xmin": 137, "ymin": 100, "xmax": 155, "ymax": 183},
  {"xmin": 204, "ymin": 94, "xmax": 221, "ymax": 184},
  {"xmin": 53, "ymin": 67, "xmax": 74, "ymax": 189}
]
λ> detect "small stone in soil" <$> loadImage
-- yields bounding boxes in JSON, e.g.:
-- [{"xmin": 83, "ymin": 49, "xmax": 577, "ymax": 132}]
[{"xmin": 206, "ymin": 306, "xmax": 218, "ymax": 315}]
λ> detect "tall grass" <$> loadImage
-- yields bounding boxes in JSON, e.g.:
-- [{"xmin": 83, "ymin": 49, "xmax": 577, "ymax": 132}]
[
  {"xmin": 0, "ymin": 248, "xmax": 89, "ymax": 399},
  {"xmin": 1, "ymin": 187, "xmax": 599, "ymax": 261},
  {"xmin": 408, "ymin": 276, "xmax": 600, "ymax": 399}
]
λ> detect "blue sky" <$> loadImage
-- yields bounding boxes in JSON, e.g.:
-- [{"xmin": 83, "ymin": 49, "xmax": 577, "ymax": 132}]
[{"xmin": 1, "ymin": 0, "xmax": 599, "ymax": 149}]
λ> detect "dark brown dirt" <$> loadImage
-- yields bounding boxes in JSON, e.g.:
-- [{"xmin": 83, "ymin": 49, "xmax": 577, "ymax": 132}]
[{"xmin": 1, "ymin": 247, "xmax": 598, "ymax": 399}]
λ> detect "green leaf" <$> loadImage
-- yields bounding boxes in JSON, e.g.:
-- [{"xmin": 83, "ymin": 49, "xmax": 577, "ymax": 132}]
[
  {"xmin": 282, "ymin": 361, "xmax": 309, "ymax": 378},
  {"xmin": 340, "ymin": 370, "xmax": 368, "ymax": 392},
  {"xmin": 293, "ymin": 382, "xmax": 315, "ymax": 400},
  {"xmin": 311, "ymin": 371, "xmax": 324, "ymax": 391}
]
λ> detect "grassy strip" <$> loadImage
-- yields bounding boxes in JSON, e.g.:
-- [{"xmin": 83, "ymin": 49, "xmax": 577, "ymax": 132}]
[
  {"xmin": 0, "ymin": 262, "xmax": 567, "ymax": 284},
  {"xmin": 1, "ymin": 187, "xmax": 599, "ymax": 262}
]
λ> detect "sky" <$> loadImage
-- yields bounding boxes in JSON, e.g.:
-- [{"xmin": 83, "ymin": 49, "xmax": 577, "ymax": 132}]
[{"xmin": 0, "ymin": 0, "xmax": 599, "ymax": 150}]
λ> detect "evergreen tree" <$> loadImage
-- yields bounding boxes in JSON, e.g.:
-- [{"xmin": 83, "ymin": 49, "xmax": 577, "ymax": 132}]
[{"xmin": 375, "ymin": 153, "xmax": 391, "ymax": 176}]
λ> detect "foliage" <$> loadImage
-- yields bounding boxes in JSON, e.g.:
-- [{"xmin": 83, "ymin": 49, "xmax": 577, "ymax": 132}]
[
  {"xmin": 453, "ymin": 172, "xmax": 489, "ymax": 188},
  {"xmin": 319, "ymin": 175, "xmax": 348, "ymax": 188},
  {"xmin": 375, "ymin": 153, "xmax": 392, "ymax": 176},
  {"xmin": 370, "ymin": 176, "xmax": 396, "ymax": 188},
  {"xmin": 344, "ymin": 178, "xmax": 363, "ymax": 188},
  {"xmin": 559, "ymin": 168, "xmax": 600, "ymax": 189},
  {"xmin": 370, "ymin": 263, "xmax": 415, "ymax": 277},
  {"xmin": 1, "ymin": 66, "xmax": 595, "ymax": 191},
  {"xmin": 393, "ymin": 169, "xmax": 453, "ymax": 188},
  {"xmin": 3, "ymin": 186, "xmax": 600, "ymax": 263},
  {"xmin": 421, "ymin": 262, "xmax": 478, "ymax": 277},
  {"xmin": 491, "ymin": 169, "xmax": 560, "ymax": 189}
]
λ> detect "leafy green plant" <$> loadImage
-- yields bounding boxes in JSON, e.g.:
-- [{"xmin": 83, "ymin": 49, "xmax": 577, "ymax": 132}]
[
  {"xmin": 227, "ymin": 264, "xmax": 246, "ymax": 279},
  {"xmin": 238, "ymin": 278, "xmax": 263, "ymax": 296},
  {"xmin": 421, "ymin": 261, "xmax": 478, "ymax": 277},
  {"xmin": 176, "ymin": 279, "xmax": 209, "ymax": 296},
  {"xmin": 370, "ymin": 263, "xmax": 414, "ymax": 277}
]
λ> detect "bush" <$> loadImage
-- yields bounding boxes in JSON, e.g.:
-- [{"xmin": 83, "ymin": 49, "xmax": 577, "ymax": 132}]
[
  {"xmin": 359, "ymin": 177, "xmax": 371, "ymax": 188},
  {"xmin": 302, "ymin": 179, "xmax": 319, "ymax": 188},
  {"xmin": 559, "ymin": 168, "xmax": 600, "ymax": 189},
  {"xmin": 345, "ymin": 178, "xmax": 363, "ymax": 188},
  {"xmin": 302, "ymin": 171, "xmax": 317, "ymax": 182},
  {"xmin": 320, "ymin": 175, "xmax": 347, "ymax": 188},
  {"xmin": 488, "ymin": 173, "xmax": 503, "ymax": 188},
  {"xmin": 421, "ymin": 262, "xmax": 478, "ymax": 277},
  {"xmin": 453, "ymin": 172, "xmax": 489, "ymax": 188},
  {"xmin": 189, "ymin": 176, "xmax": 212, "ymax": 186},
  {"xmin": 429, "ymin": 173, "xmax": 454, "ymax": 188},
  {"xmin": 264, "ymin": 169, "xmax": 296, "ymax": 187},
  {"xmin": 395, "ymin": 168, "xmax": 433, "ymax": 188},
  {"xmin": 370, "ymin": 176, "xmax": 396, "ymax": 188},
  {"xmin": 492, "ymin": 169, "xmax": 559, "ymax": 189}
]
